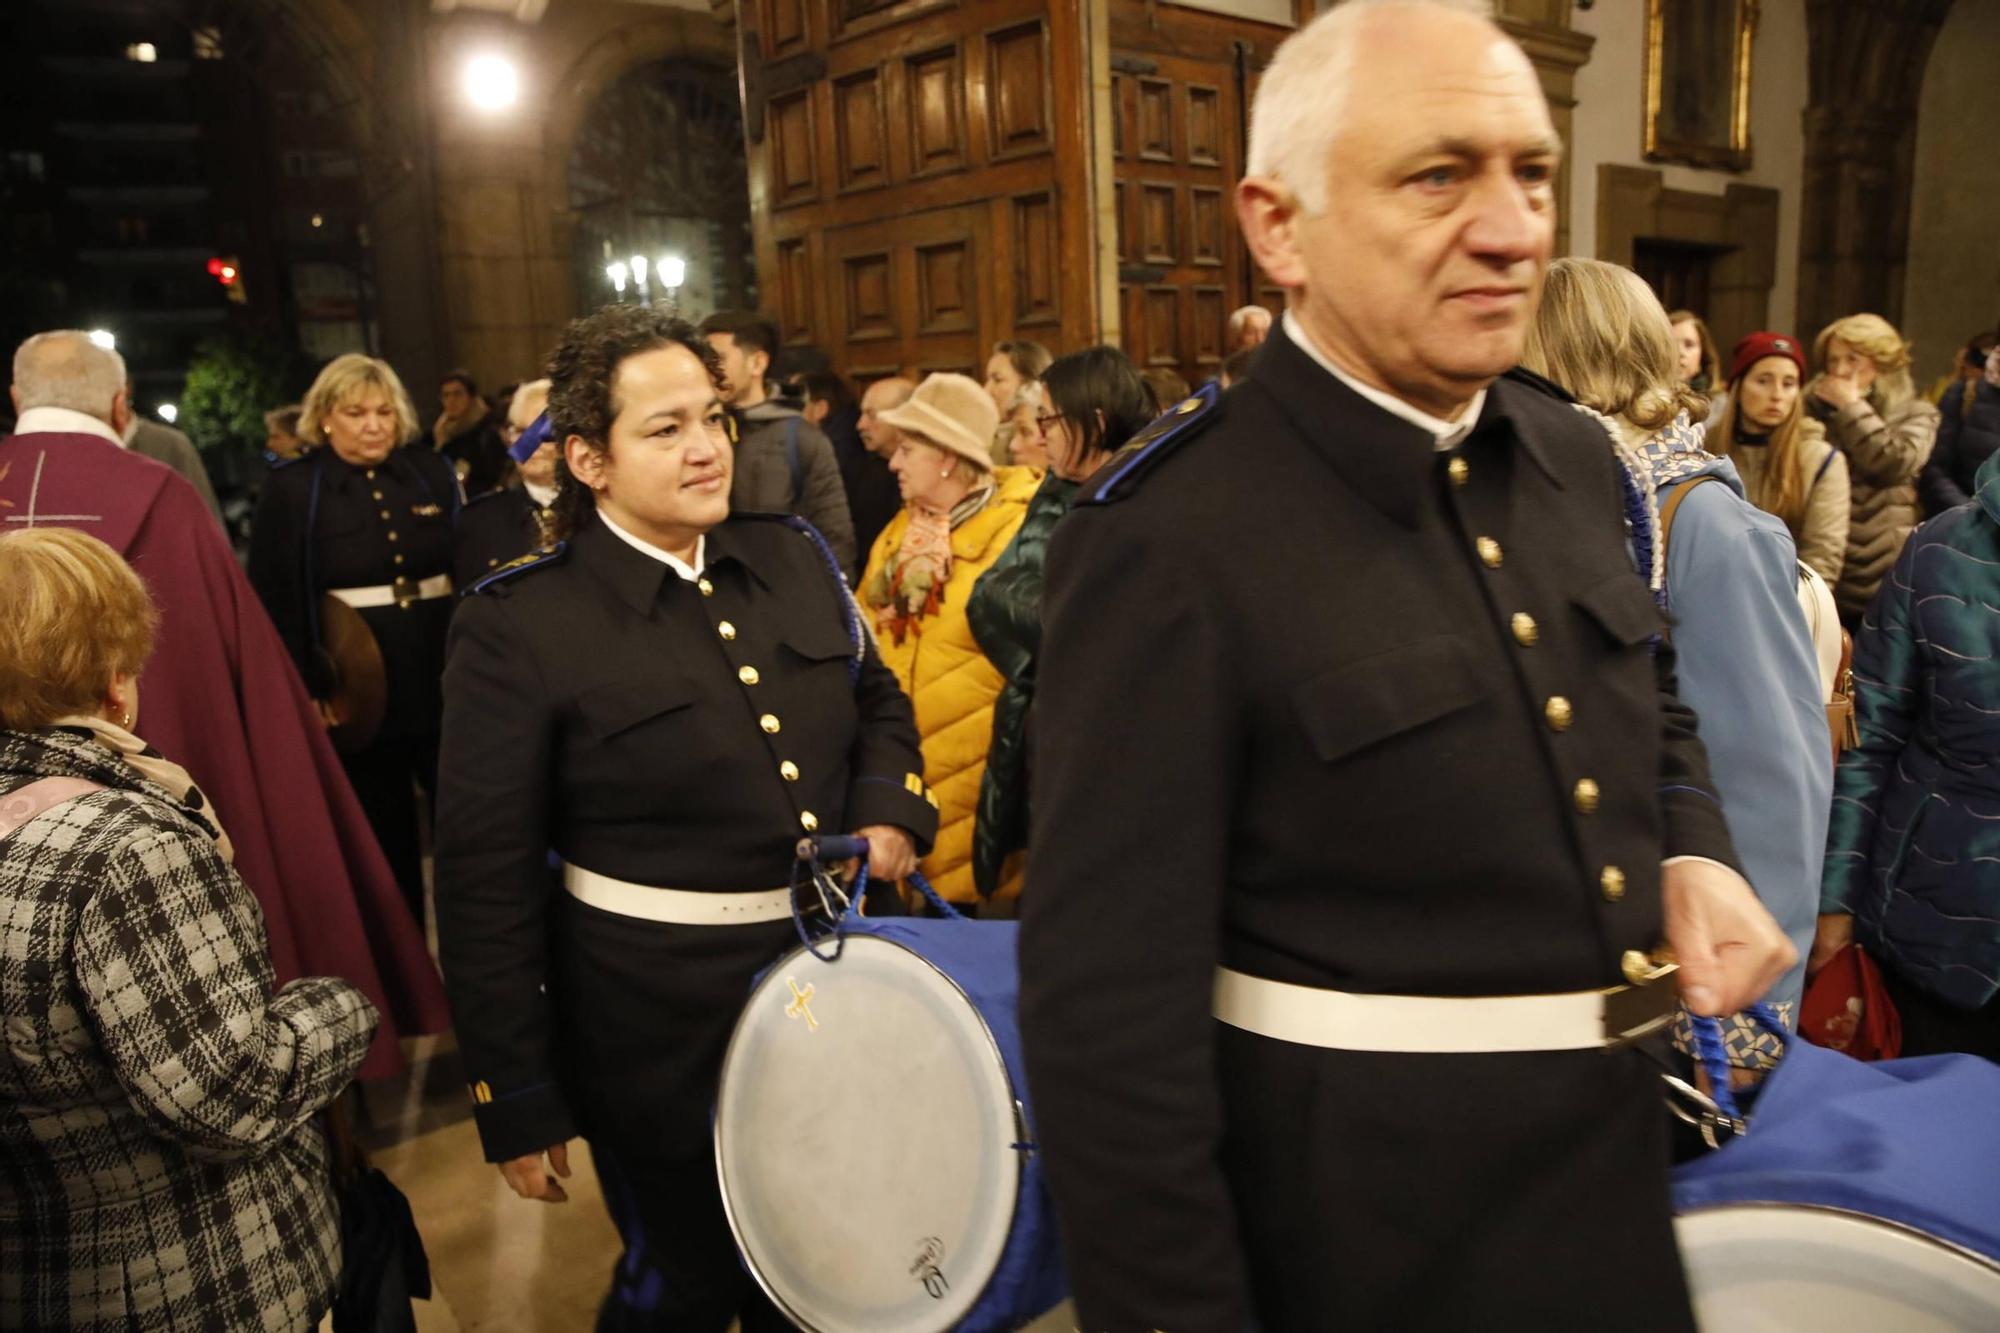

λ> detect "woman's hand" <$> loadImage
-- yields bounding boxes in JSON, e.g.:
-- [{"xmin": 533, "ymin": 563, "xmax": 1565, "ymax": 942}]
[
  {"xmin": 1808, "ymin": 913, "xmax": 1855, "ymax": 979},
  {"xmin": 499, "ymin": 1141, "xmax": 572, "ymax": 1203},
  {"xmin": 1812, "ymin": 374, "xmax": 1861, "ymax": 410}
]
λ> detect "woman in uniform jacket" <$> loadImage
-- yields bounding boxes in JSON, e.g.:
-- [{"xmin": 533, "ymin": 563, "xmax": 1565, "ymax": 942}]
[
  {"xmin": 1708, "ymin": 332, "xmax": 1850, "ymax": 587},
  {"xmin": 0, "ymin": 528, "xmax": 377, "ymax": 1332},
  {"xmin": 860, "ymin": 372, "xmax": 1037, "ymax": 908},
  {"xmin": 967, "ymin": 347, "xmax": 1157, "ymax": 897},
  {"xmin": 247, "ymin": 354, "xmax": 459, "ymax": 921},
  {"xmin": 433, "ymin": 306, "xmax": 937, "ymax": 1332},
  {"xmin": 1807, "ymin": 313, "xmax": 1942, "ymax": 621}
]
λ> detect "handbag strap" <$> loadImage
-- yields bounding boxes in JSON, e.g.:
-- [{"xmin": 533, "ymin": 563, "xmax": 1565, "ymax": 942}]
[
  {"xmin": 0, "ymin": 776, "xmax": 107, "ymax": 841},
  {"xmin": 1657, "ymin": 474, "xmax": 1722, "ymax": 563}
]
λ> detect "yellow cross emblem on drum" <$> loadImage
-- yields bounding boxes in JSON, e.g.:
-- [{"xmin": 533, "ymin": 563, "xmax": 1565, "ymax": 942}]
[{"xmin": 785, "ymin": 977, "xmax": 819, "ymax": 1032}]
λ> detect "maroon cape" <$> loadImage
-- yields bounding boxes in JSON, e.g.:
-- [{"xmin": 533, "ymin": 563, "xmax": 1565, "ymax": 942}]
[{"xmin": 0, "ymin": 431, "xmax": 448, "ymax": 1077}]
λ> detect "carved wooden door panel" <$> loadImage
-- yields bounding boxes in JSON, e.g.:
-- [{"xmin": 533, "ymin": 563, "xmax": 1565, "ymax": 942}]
[{"xmin": 739, "ymin": 0, "xmax": 1096, "ymax": 382}]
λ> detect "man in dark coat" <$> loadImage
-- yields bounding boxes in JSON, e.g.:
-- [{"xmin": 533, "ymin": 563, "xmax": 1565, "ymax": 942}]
[
  {"xmin": 1018, "ymin": 6, "xmax": 1795, "ymax": 1332},
  {"xmin": 802, "ymin": 370, "xmax": 900, "ymax": 574},
  {"xmin": 455, "ymin": 379, "xmax": 559, "ymax": 587}
]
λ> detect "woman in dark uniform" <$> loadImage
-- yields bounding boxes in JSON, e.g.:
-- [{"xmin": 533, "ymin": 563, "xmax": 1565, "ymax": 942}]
[
  {"xmin": 433, "ymin": 307, "xmax": 937, "ymax": 1332},
  {"xmin": 247, "ymin": 353, "xmax": 459, "ymax": 921}
]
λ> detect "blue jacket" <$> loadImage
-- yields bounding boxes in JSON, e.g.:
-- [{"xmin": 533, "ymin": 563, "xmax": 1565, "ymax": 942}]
[
  {"xmin": 1824, "ymin": 449, "xmax": 2000, "ymax": 1009},
  {"xmin": 1918, "ymin": 377, "xmax": 2000, "ymax": 517},
  {"xmin": 1661, "ymin": 457, "xmax": 1831, "ymax": 1012}
]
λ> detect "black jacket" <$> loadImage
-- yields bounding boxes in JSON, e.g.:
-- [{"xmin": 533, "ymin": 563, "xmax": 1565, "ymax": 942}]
[
  {"xmin": 453, "ymin": 486, "xmax": 555, "ymax": 591},
  {"xmin": 1918, "ymin": 378, "xmax": 2000, "ymax": 516},
  {"xmin": 1019, "ymin": 326, "xmax": 1738, "ymax": 1331},
  {"xmin": 433, "ymin": 511, "xmax": 938, "ymax": 1161}
]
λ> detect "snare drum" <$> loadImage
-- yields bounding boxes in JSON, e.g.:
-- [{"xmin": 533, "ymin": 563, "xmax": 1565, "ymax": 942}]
[{"xmin": 714, "ymin": 914, "xmax": 1067, "ymax": 1333}]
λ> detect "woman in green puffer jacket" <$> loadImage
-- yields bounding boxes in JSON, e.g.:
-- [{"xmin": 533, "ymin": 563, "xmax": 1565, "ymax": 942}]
[{"xmin": 967, "ymin": 347, "xmax": 1162, "ymax": 897}]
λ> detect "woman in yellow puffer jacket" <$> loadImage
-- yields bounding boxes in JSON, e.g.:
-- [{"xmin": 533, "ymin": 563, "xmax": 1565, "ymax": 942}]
[{"xmin": 861, "ymin": 372, "xmax": 1036, "ymax": 907}]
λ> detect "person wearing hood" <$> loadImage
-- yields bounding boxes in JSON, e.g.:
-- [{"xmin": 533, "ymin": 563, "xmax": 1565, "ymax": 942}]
[
  {"xmin": 1523, "ymin": 257, "xmax": 1828, "ymax": 1057},
  {"xmin": 699, "ymin": 312, "xmax": 857, "ymax": 573}
]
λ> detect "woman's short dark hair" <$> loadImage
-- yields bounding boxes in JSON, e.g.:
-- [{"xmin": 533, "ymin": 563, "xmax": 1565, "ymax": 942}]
[
  {"xmin": 1042, "ymin": 346, "xmax": 1156, "ymax": 465},
  {"xmin": 799, "ymin": 370, "xmax": 857, "ymax": 413},
  {"xmin": 545, "ymin": 305, "xmax": 724, "ymax": 540}
]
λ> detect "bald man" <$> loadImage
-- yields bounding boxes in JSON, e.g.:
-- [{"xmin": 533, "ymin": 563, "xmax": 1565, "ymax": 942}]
[{"xmin": 857, "ymin": 376, "xmax": 916, "ymax": 460}]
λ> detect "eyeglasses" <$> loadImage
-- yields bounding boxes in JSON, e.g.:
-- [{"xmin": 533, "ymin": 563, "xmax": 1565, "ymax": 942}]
[{"xmin": 1032, "ymin": 413, "xmax": 1063, "ymax": 433}]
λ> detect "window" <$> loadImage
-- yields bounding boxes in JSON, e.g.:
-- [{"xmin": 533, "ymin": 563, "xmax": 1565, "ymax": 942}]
[{"xmin": 192, "ymin": 27, "xmax": 224, "ymax": 60}]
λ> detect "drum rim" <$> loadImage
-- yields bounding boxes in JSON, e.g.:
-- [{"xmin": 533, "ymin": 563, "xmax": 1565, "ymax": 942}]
[
  {"xmin": 1677, "ymin": 1201, "xmax": 2000, "ymax": 1276},
  {"xmin": 714, "ymin": 930, "xmax": 1027, "ymax": 1333}
]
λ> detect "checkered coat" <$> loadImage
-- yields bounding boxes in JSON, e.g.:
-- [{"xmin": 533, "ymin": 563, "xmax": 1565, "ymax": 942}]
[{"xmin": 1, "ymin": 727, "xmax": 380, "ymax": 1331}]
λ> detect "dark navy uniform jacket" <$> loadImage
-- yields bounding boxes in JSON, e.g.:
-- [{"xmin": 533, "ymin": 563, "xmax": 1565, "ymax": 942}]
[
  {"xmin": 452, "ymin": 486, "xmax": 555, "ymax": 591},
  {"xmin": 246, "ymin": 445, "xmax": 459, "ymax": 737},
  {"xmin": 434, "ymin": 510, "xmax": 938, "ymax": 1161},
  {"xmin": 1019, "ymin": 325, "xmax": 1742, "ymax": 1332}
]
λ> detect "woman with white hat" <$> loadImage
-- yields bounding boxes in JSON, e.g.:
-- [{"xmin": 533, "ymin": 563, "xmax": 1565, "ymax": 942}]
[{"xmin": 861, "ymin": 372, "xmax": 1039, "ymax": 908}]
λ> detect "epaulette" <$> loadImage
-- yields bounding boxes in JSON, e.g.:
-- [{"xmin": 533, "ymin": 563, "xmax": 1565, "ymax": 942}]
[
  {"xmin": 467, "ymin": 542, "xmax": 567, "ymax": 595},
  {"xmin": 266, "ymin": 450, "xmax": 306, "ymax": 470},
  {"xmin": 1076, "ymin": 381, "xmax": 1221, "ymax": 506},
  {"xmin": 1501, "ymin": 365, "xmax": 1577, "ymax": 405},
  {"xmin": 463, "ymin": 487, "xmax": 509, "ymax": 508}
]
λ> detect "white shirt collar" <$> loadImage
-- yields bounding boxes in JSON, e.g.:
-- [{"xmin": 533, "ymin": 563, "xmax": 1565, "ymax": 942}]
[
  {"xmin": 14, "ymin": 406, "xmax": 126, "ymax": 448},
  {"xmin": 597, "ymin": 507, "xmax": 706, "ymax": 582},
  {"xmin": 523, "ymin": 480, "xmax": 558, "ymax": 509},
  {"xmin": 1281, "ymin": 310, "xmax": 1485, "ymax": 452}
]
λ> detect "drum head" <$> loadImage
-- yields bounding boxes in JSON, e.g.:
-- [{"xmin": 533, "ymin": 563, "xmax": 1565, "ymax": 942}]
[
  {"xmin": 716, "ymin": 935, "xmax": 1022, "ymax": 1333},
  {"xmin": 1677, "ymin": 1206, "xmax": 2000, "ymax": 1332}
]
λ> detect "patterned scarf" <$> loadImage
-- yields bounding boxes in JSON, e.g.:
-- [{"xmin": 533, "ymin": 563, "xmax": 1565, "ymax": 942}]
[
  {"xmin": 862, "ymin": 484, "xmax": 996, "ymax": 646},
  {"xmin": 1570, "ymin": 407, "xmax": 1715, "ymax": 604},
  {"xmin": 54, "ymin": 714, "xmax": 235, "ymax": 862}
]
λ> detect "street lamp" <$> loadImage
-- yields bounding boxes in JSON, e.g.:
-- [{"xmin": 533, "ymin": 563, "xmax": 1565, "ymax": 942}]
[
  {"xmin": 463, "ymin": 54, "xmax": 519, "ymax": 112},
  {"xmin": 88, "ymin": 329, "xmax": 116, "ymax": 351},
  {"xmin": 157, "ymin": 403, "xmax": 178, "ymax": 424},
  {"xmin": 606, "ymin": 260, "xmax": 628, "ymax": 296},
  {"xmin": 656, "ymin": 255, "xmax": 686, "ymax": 290}
]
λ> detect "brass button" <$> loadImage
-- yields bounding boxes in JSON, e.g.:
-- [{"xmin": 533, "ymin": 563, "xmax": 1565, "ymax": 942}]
[
  {"xmin": 387, "ymin": 530, "xmax": 399, "ymax": 542},
  {"xmin": 1448, "ymin": 456, "xmax": 1469, "ymax": 487},
  {"xmin": 738, "ymin": 665, "xmax": 760, "ymax": 685},
  {"xmin": 1621, "ymin": 948, "xmax": 1668, "ymax": 985},
  {"xmin": 487, "ymin": 558, "xmax": 498, "ymax": 568},
  {"xmin": 1600, "ymin": 865, "xmax": 1626, "ymax": 901},
  {"xmin": 380, "ymin": 509, "xmax": 391, "ymax": 520},
  {"xmin": 799, "ymin": 810, "xmax": 819, "ymax": 832},
  {"xmin": 393, "ymin": 553, "xmax": 405, "ymax": 565},
  {"xmin": 1573, "ymin": 778, "xmax": 1600, "ymax": 814},
  {"xmin": 1477, "ymin": 536, "xmax": 1502, "ymax": 568},
  {"xmin": 779, "ymin": 761, "xmax": 799, "ymax": 782},
  {"xmin": 1511, "ymin": 612, "xmax": 1538, "ymax": 646},
  {"xmin": 365, "ymin": 469, "xmax": 377, "ymax": 480},
  {"xmin": 1544, "ymin": 695, "xmax": 1572, "ymax": 731},
  {"xmin": 698, "ymin": 578, "xmax": 714, "ymax": 597},
  {"xmin": 718, "ymin": 621, "xmax": 737, "ymax": 640},
  {"xmin": 760, "ymin": 714, "xmax": 780, "ymax": 734},
  {"xmin": 372, "ymin": 490, "xmax": 384, "ymax": 501}
]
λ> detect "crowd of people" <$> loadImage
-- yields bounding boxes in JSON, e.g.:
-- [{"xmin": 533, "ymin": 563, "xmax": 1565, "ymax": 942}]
[{"xmin": 2, "ymin": 0, "xmax": 1997, "ymax": 1329}]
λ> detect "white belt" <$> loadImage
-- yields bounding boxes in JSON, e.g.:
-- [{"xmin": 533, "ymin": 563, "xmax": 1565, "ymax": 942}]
[
  {"xmin": 1212, "ymin": 966, "xmax": 1674, "ymax": 1054},
  {"xmin": 561, "ymin": 862, "xmax": 794, "ymax": 926},
  {"xmin": 329, "ymin": 574, "xmax": 453, "ymax": 609}
]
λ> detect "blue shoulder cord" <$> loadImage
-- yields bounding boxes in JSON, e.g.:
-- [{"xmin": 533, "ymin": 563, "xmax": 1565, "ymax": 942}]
[{"xmin": 781, "ymin": 515, "xmax": 864, "ymax": 686}]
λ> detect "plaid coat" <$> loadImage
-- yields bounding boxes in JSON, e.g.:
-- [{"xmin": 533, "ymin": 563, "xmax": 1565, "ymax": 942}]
[{"xmin": 1, "ymin": 727, "xmax": 379, "ymax": 1331}]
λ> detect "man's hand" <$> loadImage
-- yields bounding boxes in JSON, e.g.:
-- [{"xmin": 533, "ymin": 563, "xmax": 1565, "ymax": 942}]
[
  {"xmin": 844, "ymin": 824, "xmax": 918, "ymax": 883},
  {"xmin": 1662, "ymin": 859, "xmax": 1796, "ymax": 1017},
  {"xmin": 499, "ymin": 1141, "xmax": 572, "ymax": 1203},
  {"xmin": 1808, "ymin": 912, "xmax": 1855, "ymax": 980},
  {"xmin": 1812, "ymin": 374, "xmax": 1861, "ymax": 410}
]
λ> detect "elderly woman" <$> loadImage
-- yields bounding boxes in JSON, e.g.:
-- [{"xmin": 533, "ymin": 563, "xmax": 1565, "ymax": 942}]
[
  {"xmin": 247, "ymin": 353, "xmax": 460, "ymax": 922},
  {"xmin": 1808, "ymin": 313, "xmax": 1943, "ymax": 620},
  {"xmin": 862, "ymin": 372, "xmax": 1038, "ymax": 907},
  {"xmin": 994, "ymin": 379, "xmax": 1049, "ymax": 471},
  {"xmin": 1523, "ymin": 258, "xmax": 1829, "ymax": 1073},
  {"xmin": 1816, "ymin": 448, "xmax": 2000, "ymax": 1060},
  {"xmin": 434, "ymin": 306, "xmax": 935, "ymax": 1328},
  {"xmin": 0, "ymin": 527, "xmax": 378, "ymax": 1332},
  {"xmin": 967, "ymin": 346, "xmax": 1158, "ymax": 897},
  {"xmin": 1707, "ymin": 331, "xmax": 1850, "ymax": 586}
]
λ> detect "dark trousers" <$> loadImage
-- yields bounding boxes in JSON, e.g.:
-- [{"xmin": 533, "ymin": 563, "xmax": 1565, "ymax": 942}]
[
  {"xmin": 340, "ymin": 733, "xmax": 438, "ymax": 922},
  {"xmin": 1884, "ymin": 965, "xmax": 2000, "ymax": 1062}
]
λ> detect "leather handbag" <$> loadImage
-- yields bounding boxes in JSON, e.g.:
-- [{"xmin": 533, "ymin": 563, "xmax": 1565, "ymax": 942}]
[{"xmin": 1798, "ymin": 943, "xmax": 1902, "ymax": 1062}]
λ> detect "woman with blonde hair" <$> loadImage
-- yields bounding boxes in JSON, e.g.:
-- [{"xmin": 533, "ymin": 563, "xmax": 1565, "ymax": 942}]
[
  {"xmin": 1522, "ymin": 257, "xmax": 1828, "ymax": 1076},
  {"xmin": 1708, "ymin": 331, "xmax": 1850, "ymax": 585},
  {"xmin": 0, "ymin": 527, "xmax": 378, "ymax": 1331},
  {"xmin": 861, "ymin": 372, "xmax": 1039, "ymax": 907},
  {"xmin": 1807, "ymin": 312, "xmax": 1942, "ymax": 619},
  {"xmin": 247, "ymin": 352, "xmax": 461, "ymax": 920}
]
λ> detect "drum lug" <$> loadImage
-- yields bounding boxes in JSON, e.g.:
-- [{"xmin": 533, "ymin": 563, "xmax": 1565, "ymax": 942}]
[{"xmin": 1011, "ymin": 1098, "xmax": 1034, "ymax": 1156}]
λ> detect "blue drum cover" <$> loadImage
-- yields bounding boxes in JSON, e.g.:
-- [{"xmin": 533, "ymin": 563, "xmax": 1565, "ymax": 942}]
[{"xmin": 1673, "ymin": 1037, "xmax": 2000, "ymax": 1264}]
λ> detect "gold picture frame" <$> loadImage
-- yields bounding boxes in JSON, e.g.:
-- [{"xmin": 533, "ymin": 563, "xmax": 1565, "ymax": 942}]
[{"xmin": 1643, "ymin": 0, "xmax": 1759, "ymax": 173}]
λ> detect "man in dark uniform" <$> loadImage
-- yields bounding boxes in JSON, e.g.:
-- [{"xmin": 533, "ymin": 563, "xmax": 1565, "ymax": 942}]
[
  {"xmin": 1018, "ymin": 4, "xmax": 1795, "ymax": 1331},
  {"xmin": 454, "ymin": 378, "xmax": 559, "ymax": 587},
  {"xmin": 434, "ymin": 307, "xmax": 938, "ymax": 1330}
]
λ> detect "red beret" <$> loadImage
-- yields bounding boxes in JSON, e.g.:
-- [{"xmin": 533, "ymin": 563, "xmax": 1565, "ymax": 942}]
[{"xmin": 1728, "ymin": 331, "xmax": 1806, "ymax": 386}]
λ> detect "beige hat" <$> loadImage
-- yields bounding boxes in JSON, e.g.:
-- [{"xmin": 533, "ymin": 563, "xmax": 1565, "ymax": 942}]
[{"xmin": 878, "ymin": 372, "xmax": 999, "ymax": 471}]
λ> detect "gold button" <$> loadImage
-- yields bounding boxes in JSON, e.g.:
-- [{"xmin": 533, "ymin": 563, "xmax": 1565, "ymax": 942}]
[
  {"xmin": 365, "ymin": 469, "xmax": 377, "ymax": 480},
  {"xmin": 718, "ymin": 621, "xmax": 737, "ymax": 640},
  {"xmin": 1447, "ymin": 456, "xmax": 1469, "ymax": 487},
  {"xmin": 1600, "ymin": 865, "xmax": 1626, "ymax": 901},
  {"xmin": 1573, "ymin": 778, "xmax": 1600, "ymax": 814},
  {"xmin": 799, "ymin": 810, "xmax": 818, "ymax": 832},
  {"xmin": 387, "ymin": 530, "xmax": 399, "ymax": 542},
  {"xmin": 780, "ymin": 761, "xmax": 799, "ymax": 782},
  {"xmin": 738, "ymin": 665, "xmax": 760, "ymax": 685},
  {"xmin": 698, "ymin": 578, "xmax": 714, "ymax": 597},
  {"xmin": 1477, "ymin": 536, "xmax": 1502, "ymax": 568},
  {"xmin": 372, "ymin": 490, "xmax": 384, "ymax": 500},
  {"xmin": 1511, "ymin": 612, "xmax": 1538, "ymax": 646},
  {"xmin": 1545, "ymin": 695, "xmax": 1572, "ymax": 731},
  {"xmin": 1622, "ymin": 948, "xmax": 1664, "ymax": 985},
  {"xmin": 393, "ymin": 553, "xmax": 405, "ymax": 565},
  {"xmin": 380, "ymin": 509, "xmax": 392, "ymax": 520},
  {"xmin": 760, "ymin": 714, "xmax": 780, "ymax": 734}
]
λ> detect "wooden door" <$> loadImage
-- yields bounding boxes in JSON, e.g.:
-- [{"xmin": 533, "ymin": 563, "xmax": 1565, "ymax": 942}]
[
  {"xmin": 739, "ymin": 0, "xmax": 1097, "ymax": 382},
  {"xmin": 1108, "ymin": 3, "xmax": 1297, "ymax": 385}
]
